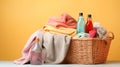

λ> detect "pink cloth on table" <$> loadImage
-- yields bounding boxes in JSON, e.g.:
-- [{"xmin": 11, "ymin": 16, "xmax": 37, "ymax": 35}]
[
  {"xmin": 14, "ymin": 30, "xmax": 43, "ymax": 64},
  {"xmin": 47, "ymin": 13, "xmax": 77, "ymax": 29}
]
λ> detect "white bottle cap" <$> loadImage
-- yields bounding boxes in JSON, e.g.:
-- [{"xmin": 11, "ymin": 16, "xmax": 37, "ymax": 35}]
[{"xmin": 93, "ymin": 22, "xmax": 100, "ymax": 28}]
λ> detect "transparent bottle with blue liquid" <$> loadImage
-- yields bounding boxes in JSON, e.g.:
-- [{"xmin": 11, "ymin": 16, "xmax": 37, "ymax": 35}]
[{"xmin": 77, "ymin": 13, "xmax": 85, "ymax": 34}]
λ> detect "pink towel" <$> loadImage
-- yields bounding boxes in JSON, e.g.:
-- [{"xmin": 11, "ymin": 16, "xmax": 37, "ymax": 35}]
[
  {"xmin": 14, "ymin": 30, "xmax": 43, "ymax": 64},
  {"xmin": 47, "ymin": 13, "xmax": 77, "ymax": 29}
]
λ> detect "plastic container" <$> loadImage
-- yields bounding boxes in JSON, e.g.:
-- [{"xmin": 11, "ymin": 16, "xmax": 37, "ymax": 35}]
[
  {"xmin": 77, "ymin": 13, "xmax": 85, "ymax": 34},
  {"xmin": 85, "ymin": 14, "xmax": 93, "ymax": 33},
  {"xmin": 30, "ymin": 37, "xmax": 44, "ymax": 65}
]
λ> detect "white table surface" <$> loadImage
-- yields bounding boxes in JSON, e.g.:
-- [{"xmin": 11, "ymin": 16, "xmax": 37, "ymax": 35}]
[{"xmin": 0, "ymin": 61, "xmax": 120, "ymax": 67}]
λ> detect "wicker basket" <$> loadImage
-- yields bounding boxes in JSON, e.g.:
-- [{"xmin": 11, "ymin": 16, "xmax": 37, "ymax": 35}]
[{"xmin": 64, "ymin": 32, "xmax": 114, "ymax": 64}]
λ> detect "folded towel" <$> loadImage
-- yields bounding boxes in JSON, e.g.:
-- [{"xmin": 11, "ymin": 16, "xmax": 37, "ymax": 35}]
[
  {"xmin": 43, "ymin": 25, "xmax": 76, "ymax": 37},
  {"xmin": 47, "ymin": 13, "xmax": 77, "ymax": 29}
]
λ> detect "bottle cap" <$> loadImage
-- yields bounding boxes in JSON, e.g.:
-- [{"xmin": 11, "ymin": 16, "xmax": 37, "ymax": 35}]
[
  {"xmin": 31, "ymin": 37, "xmax": 41, "ymax": 52},
  {"xmin": 79, "ymin": 13, "xmax": 83, "ymax": 16},
  {"xmin": 36, "ymin": 38, "xmax": 40, "ymax": 42},
  {"xmin": 88, "ymin": 14, "xmax": 91, "ymax": 18}
]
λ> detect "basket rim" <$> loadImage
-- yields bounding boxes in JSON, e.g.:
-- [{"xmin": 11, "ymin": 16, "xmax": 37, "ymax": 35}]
[{"xmin": 72, "ymin": 37, "xmax": 113, "ymax": 41}]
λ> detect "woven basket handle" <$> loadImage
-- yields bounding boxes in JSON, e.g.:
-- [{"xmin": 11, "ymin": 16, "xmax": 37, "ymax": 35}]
[
  {"xmin": 108, "ymin": 32, "xmax": 114, "ymax": 39},
  {"xmin": 102, "ymin": 32, "xmax": 114, "ymax": 45},
  {"xmin": 103, "ymin": 32, "xmax": 114, "ymax": 40}
]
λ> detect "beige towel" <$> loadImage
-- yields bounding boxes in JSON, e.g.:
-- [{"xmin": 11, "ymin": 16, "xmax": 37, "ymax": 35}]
[{"xmin": 43, "ymin": 32, "xmax": 71, "ymax": 64}]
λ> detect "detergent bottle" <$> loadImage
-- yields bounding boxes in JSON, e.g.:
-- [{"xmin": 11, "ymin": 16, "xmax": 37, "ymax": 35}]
[
  {"xmin": 30, "ymin": 37, "xmax": 44, "ymax": 65},
  {"xmin": 77, "ymin": 12, "xmax": 85, "ymax": 34},
  {"xmin": 85, "ymin": 14, "xmax": 93, "ymax": 33}
]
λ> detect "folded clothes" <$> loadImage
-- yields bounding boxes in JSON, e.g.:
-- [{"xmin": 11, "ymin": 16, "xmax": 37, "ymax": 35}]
[
  {"xmin": 43, "ymin": 25, "xmax": 76, "ymax": 37},
  {"xmin": 47, "ymin": 13, "xmax": 77, "ymax": 29}
]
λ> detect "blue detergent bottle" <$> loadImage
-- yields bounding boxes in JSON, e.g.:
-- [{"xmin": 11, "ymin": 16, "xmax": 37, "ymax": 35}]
[{"xmin": 77, "ymin": 13, "xmax": 85, "ymax": 34}]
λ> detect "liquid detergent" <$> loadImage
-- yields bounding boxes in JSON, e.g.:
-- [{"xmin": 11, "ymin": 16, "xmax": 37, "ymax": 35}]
[
  {"xmin": 85, "ymin": 14, "xmax": 93, "ymax": 33},
  {"xmin": 77, "ymin": 13, "xmax": 85, "ymax": 34}
]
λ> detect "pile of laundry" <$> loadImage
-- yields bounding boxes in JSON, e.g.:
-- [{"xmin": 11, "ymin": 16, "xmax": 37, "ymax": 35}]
[
  {"xmin": 14, "ymin": 13, "xmax": 108, "ymax": 65},
  {"xmin": 14, "ymin": 13, "xmax": 77, "ymax": 64}
]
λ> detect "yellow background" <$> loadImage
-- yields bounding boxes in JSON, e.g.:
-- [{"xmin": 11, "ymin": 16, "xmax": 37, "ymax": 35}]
[{"xmin": 0, "ymin": 0, "xmax": 120, "ymax": 61}]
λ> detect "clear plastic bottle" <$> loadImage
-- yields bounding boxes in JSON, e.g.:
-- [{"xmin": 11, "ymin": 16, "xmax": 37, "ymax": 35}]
[
  {"xmin": 85, "ymin": 14, "xmax": 93, "ymax": 33},
  {"xmin": 30, "ymin": 37, "xmax": 44, "ymax": 65},
  {"xmin": 77, "ymin": 13, "xmax": 85, "ymax": 34}
]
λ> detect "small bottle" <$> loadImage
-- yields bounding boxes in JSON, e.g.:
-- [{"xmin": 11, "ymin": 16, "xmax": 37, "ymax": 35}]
[
  {"xmin": 30, "ymin": 37, "xmax": 44, "ymax": 65},
  {"xmin": 85, "ymin": 14, "xmax": 93, "ymax": 33},
  {"xmin": 77, "ymin": 12, "xmax": 85, "ymax": 34}
]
